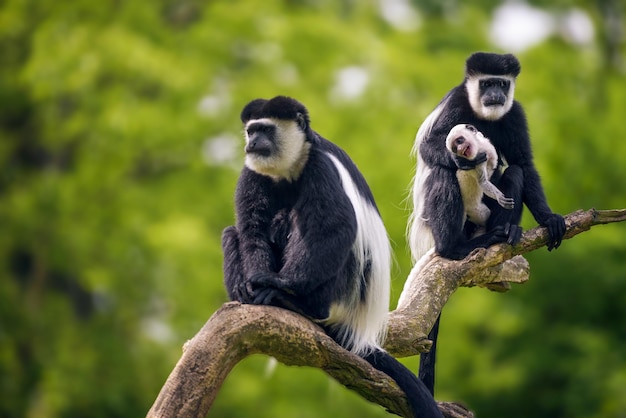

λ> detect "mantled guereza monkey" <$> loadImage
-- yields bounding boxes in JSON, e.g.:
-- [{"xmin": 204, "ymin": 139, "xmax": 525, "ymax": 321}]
[
  {"xmin": 222, "ymin": 96, "xmax": 442, "ymax": 418},
  {"xmin": 446, "ymin": 123, "xmax": 514, "ymax": 230},
  {"xmin": 407, "ymin": 52, "xmax": 566, "ymax": 395}
]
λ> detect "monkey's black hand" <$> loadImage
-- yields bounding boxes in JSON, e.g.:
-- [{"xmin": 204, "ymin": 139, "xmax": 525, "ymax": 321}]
[
  {"xmin": 235, "ymin": 272, "xmax": 279, "ymax": 304},
  {"xmin": 250, "ymin": 287, "xmax": 282, "ymax": 306},
  {"xmin": 504, "ymin": 223, "xmax": 523, "ymax": 245},
  {"xmin": 246, "ymin": 272, "xmax": 288, "ymax": 306},
  {"xmin": 453, "ymin": 152, "xmax": 488, "ymax": 170},
  {"xmin": 542, "ymin": 213, "xmax": 566, "ymax": 251},
  {"xmin": 228, "ymin": 276, "xmax": 254, "ymax": 303},
  {"xmin": 234, "ymin": 279, "xmax": 255, "ymax": 304},
  {"xmin": 487, "ymin": 223, "xmax": 522, "ymax": 246}
]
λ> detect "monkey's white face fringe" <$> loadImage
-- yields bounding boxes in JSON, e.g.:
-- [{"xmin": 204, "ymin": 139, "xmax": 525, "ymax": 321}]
[
  {"xmin": 244, "ymin": 118, "xmax": 311, "ymax": 182},
  {"xmin": 466, "ymin": 74, "xmax": 516, "ymax": 121},
  {"xmin": 326, "ymin": 153, "xmax": 391, "ymax": 356}
]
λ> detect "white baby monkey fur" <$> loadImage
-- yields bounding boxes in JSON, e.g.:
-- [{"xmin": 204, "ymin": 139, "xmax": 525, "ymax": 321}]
[{"xmin": 446, "ymin": 124, "xmax": 513, "ymax": 229}]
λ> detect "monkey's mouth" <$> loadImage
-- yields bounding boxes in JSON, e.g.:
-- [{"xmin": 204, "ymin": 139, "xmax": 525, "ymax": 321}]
[
  {"xmin": 483, "ymin": 97, "xmax": 506, "ymax": 107},
  {"xmin": 246, "ymin": 148, "xmax": 272, "ymax": 157},
  {"xmin": 455, "ymin": 140, "xmax": 472, "ymax": 158}
]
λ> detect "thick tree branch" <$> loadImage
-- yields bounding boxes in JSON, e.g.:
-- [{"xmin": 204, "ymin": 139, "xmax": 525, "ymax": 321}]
[
  {"xmin": 147, "ymin": 208, "xmax": 626, "ymax": 418},
  {"xmin": 148, "ymin": 302, "xmax": 417, "ymax": 418},
  {"xmin": 388, "ymin": 208, "xmax": 626, "ymax": 356}
]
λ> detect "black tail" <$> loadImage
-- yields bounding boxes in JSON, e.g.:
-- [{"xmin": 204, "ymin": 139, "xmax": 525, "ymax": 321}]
[
  {"xmin": 363, "ymin": 349, "xmax": 442, "ymax": 418},
  {"xmin": 418, "ymin": 314, "xmax": 441, "ymax": 396}
]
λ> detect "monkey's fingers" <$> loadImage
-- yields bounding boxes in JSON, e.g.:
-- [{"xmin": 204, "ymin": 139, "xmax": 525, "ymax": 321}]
[
  {"xmin": 500, "ymin": 197, "xmax": 515, "ymax": 210},
  {"xmin": 252, "ymin": 287, "xmax": 277, "ymax": 306},
  {"xmin": 544, "ymin": 213, "xmax": 566, "ymax": 251},
  {"xmin": 488, "ymin": 224, "xmax": 508, "ymax": 238},
  {"xmin": 236, "ymin": 281, "xmax": 255, "ymax": 304},
  {"xmin": 505, "ymin": 223, "xmax": 523, "ymax": 245},
  {"xmin": 484, "ymin": 224, "xmax": 510, "ymax": 246},
  {"xmin": 547, "ymin": 237, "xmax": 559, "ymax": 251}
]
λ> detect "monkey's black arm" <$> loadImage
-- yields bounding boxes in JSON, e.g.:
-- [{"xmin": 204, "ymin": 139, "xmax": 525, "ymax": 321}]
[
  {"xmin": 277, "ymin": 159, "xmax": 357, "ymax": 293},
  {"xmin": 419, "ymin": 127, "xmax": 456, "ymax": 169},
  {"xmin": 417, "ymin": 100, "xmax": 459, "ymax": 167},
  {"xmin": 520, "ymin": 163, "xmax": 566, "ymax": 249},
  {"xmin": 234, "ymin": 169, "xmax": 279, "ymax": 283},
  {"xmin": 503, "ymin": 107, "xmax": 565, "ymax": 248},
  {"xmin": 520, "ymin": 163, "xmax": 555, "ymax": 221},
  {"xmin": 490, "ymin": 105, "xmax": 565, "ymax": 249},
  {"xmin": 452, "ymin": 152, "xmax": 488, "ymax": 170},
  {"xmin": 417, "ymin": 92, "xmax": 470, "ymax": 169},
  {"xmin": 501, "ymin": 107, "xmax": 555, "ymax": 224}
]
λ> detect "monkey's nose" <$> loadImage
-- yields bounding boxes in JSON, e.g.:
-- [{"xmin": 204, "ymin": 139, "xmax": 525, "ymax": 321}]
[{"xmin": 245, "ymin": 140, "xmax": 258, "ymax": 152}]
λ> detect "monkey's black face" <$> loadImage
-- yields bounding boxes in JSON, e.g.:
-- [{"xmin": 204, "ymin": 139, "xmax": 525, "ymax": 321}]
[
  {"xmin": 479, "ymin": 77, "xmax": 510, "ymax": 107},
  {"xmin": 466, "ymin": 74, "xmax": 516, "ymax": 121},
  {"xmin": 245, "ymin": 122, "xmax": 277, "ymax": 157},
  {"xmin": 242, "ymin": 117, "xmax": 310, "ymax": 181}
]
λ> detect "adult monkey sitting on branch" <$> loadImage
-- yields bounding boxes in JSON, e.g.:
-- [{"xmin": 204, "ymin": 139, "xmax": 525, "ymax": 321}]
[
  {"xmin": 221, "ymin": 96, "xmax": 441, "ymax": 418},
  {"xmin": 407, "ymin": 52, "xmax": 566, "ymax": 397}
]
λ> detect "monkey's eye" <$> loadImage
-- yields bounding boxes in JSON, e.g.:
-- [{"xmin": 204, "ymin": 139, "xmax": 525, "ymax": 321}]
[
  {"xmin": 480, "ymin": 78, "xmax": 510, "ymax": 90},
  {"xmin": 247, "ymin": 124, "xmax": 274, "ymax": 136},
  {"xmin": 465, "ymin": 124, "xmax": 476, "ymax": 132}
]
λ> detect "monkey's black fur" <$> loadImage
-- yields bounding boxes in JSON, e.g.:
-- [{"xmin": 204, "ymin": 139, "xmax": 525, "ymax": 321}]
[
  {"xmin": 465, "ymin": 52, "xmax": 521, "ymax": 77},
  {"xmin": 223, "ymin": 96, "xmax": 442, "ymax": 418},
  {"xmin": 416, "ymin": 52, "xmax": 564, "ymax": 260},
  {"xmin": 413, "ymin": 53, "xmax": 565, "ymax": 396}
]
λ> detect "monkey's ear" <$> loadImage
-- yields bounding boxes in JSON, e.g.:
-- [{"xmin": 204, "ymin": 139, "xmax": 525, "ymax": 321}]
[{"xmin": 296, "ymin": 112, "xmax": 307, "ymax": 131}]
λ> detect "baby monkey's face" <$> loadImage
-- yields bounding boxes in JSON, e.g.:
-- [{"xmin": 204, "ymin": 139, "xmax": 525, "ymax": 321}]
[{"xmin": 446, "ymin": 124, "xmax": 485, "ymax": 161}]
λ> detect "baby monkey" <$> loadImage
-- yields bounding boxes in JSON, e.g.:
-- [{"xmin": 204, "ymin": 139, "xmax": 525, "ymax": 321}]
[{"xmin": 446, "ymin": 123, "xmax": 514, "ymax": 228}]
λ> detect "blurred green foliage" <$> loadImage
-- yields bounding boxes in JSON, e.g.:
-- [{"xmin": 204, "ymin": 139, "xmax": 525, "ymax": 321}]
[{"xmin": 1, "ymin": 1, "xmax": 625, "ymax": 417}]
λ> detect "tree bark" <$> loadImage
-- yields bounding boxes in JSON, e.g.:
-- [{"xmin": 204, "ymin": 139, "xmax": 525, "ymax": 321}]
[{"xmin": 147, "ymin": 208, "xmax": 626, "ymax": 418}]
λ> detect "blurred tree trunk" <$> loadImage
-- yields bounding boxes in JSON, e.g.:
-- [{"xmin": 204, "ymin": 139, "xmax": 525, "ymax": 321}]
[{"xmin": 147, "ymin": 208, "xmax": 626, "ymax": 418}]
